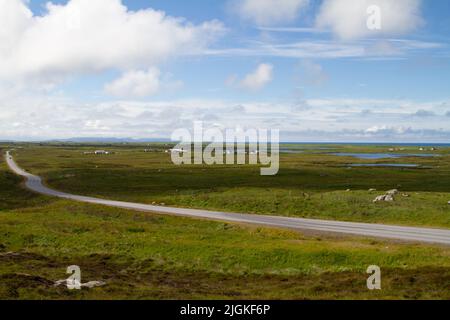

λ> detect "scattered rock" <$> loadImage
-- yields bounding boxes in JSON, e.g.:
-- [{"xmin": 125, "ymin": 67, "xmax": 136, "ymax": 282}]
[
  {"xmin": 402, "ymin": 194, "xmax": 410, "ymax": 197},
  {"xmin": 82, "ymin": 281, "xmax": 107, "ymax": 288},
  {"xmin": 373, "ymin": 194, "xmax": 394, "ymax": 203},
  {"xmin": 54, "ymin": 279, "xmax": 106, "ymax": 289},
  {"xmin": 386, "ymin": 189, "xmax": 399, "ymax": 196},
  {"xmin": 345, "ymin": 189, "xmax": 351, "ymax": 192},
  {"xmin": 54, "ymin": 279, "xmax": 67, "ymax": 287},
  {"xmin": 368, "ymin": 188, "xmax": 377, "ymax": 192},
  {"xmin": 373, "ymin": 189, "xmax": 399, "ymax": 202}
]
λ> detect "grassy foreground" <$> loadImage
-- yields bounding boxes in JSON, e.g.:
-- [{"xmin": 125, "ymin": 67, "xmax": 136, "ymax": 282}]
[{"xmin": 0, "ymin": 148, "xmax": 450, "ymax": 299}]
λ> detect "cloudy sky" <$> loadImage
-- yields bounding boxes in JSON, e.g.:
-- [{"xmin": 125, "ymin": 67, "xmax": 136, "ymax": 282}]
[{"xmin": 1, "ymin": 0, "xmax": 450, "ymax": 142}]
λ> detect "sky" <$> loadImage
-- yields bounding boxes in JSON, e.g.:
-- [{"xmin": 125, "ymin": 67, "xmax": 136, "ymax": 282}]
[{"xmin": 1, "ymin": 0, "xmax": 450, "ymax": 142}]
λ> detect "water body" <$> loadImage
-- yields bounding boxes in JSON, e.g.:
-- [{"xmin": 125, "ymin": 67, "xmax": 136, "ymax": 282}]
[
  {"xmin": 283, "ymin": 142, "xmax": 450, "ymax": 147},
  {"xmin": 348, "ymin": 163, "xmax": 420, "ymax": 168},
  {"xmin": 331, "ymin": 153, "xmax": 439, "ymax": 160},
  {"xmin": 280, "ymin": 147, "xmax": 336, "ymax": 153},
  {"xmin": 280, "ymin": 149, "xmax": 304, "ymax": 154}
]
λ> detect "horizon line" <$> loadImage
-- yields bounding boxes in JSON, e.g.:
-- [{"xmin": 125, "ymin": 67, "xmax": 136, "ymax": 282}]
[{"xmin": 1, "ymin": 139, "xmax": 450, "ymax": 146}]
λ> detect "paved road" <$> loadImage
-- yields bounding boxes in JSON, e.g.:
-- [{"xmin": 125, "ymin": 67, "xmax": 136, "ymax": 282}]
[{"xmin": 5, "ymin": 151, "xmax": 450, "ymax": 245}]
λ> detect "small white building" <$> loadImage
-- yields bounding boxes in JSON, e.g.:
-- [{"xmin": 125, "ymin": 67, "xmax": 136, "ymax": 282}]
[
  {"xmin": 166, "ymin": 148, "xmax": 185, "ymax": 154},
  {"xmin": 95, "ymin": 150, "xmax": 109, "ymax": 155}
]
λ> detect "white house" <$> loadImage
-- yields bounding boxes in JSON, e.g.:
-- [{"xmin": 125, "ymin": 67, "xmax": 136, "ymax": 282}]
[
  {"xmin": 95, "ymin": 150, "xmax": 109, "ymax": 155},
  {"xmin": 166, "ymin": 148, "xmax": 185, "ymax": 154}
]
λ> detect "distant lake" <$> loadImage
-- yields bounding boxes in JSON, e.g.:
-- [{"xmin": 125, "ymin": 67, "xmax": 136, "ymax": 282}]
[
  {"xmin": 280, "ymin": 147, "xmax": 336, "ymax": 153},
  {"xmin": 331, "ymin": 153, "xmax": 439, "ymax": 160},
  {"xmin": 348, "ymin": 163, "xmax": 420, "ymax": 168},
  {"xmin": 280, "ymin": 149, "xmax": 304, "ymax": 154}
]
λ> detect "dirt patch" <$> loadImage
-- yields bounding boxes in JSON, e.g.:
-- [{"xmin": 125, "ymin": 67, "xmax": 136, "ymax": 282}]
[
  {"xmin": 0, "ymin": 273, "xmax": 54, "ymax": 288},
  {"xmin": 0, "ymin": 251, "xmax": 51, "ymax": 263},
  {"xmin": 1, "ymin": 251, "xmax": 449, "ymax": 300}
]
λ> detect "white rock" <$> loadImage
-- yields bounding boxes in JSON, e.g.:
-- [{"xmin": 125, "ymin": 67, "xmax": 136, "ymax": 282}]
[
  {"xmin": 54, "ymin": 279, "xmax": 66, "ymax": 287},
  {"xmin": 386, "ymin": 189, "xmax": 398, "ymax": 195},
  {"xmin": 373, "ymin": 194, "xmax": 394, "ymax": 202},
  {"xmin": 54, "ymin": 279, "xmax": 106, "ymax": 289},
  {"xmin": 81, "ymin": 281, "xmax": 106, "ymax": 288},
  {"xmin": 373, "ymin": 195, "xmax": 386, "ymax": 203}
]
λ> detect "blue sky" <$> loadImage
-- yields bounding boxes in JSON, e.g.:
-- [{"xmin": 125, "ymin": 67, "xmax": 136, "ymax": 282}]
[{"xmin": 1, "ymin": 0, "xmax": 450, "ymax": 141}]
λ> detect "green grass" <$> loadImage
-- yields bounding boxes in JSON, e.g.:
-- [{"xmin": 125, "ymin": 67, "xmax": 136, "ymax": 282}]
[
  {"xmin": 0, "ymin": 145, "xmax": 450, "ymax": 299},
  {"xmin": 7, "ymin": 143, "xmax": 450, "ymax": 228}
]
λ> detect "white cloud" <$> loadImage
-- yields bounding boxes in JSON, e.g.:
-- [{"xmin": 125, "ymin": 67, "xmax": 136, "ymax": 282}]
[
  {"xmin": 104, "ymin": 68, "xmax": 161, "ymax": 98},
  {"xmin": 364, "ymin": 40, "xmax": 402, "ymax": 56},
  {"xmin": 297, "ymin": 60, "xmax": 329, "ymax": 86},
  {"xmin": 2, "ymin": 94, "xmax": 449, "ymax": 142},
  {"xmin": 365, "ymin": 125, "xmax": 408, "ymax": 134},
  {"xmin": 316, "ymin": 0, "xmax": 424, "ymax": 40},
  {"xmin": 0, "ymin": 0, "xmax": 224, "ymax": 83},
  {"xmin": 206, "ymin": 39, "xmax": 441, "ymax": 60},
  {"xmin": 239, "ymin": 63, "xmax": 274, "ymax": 91},
  {"xmin": 233, "ymin": 0, "xmax": 309, "ymax": 26}
]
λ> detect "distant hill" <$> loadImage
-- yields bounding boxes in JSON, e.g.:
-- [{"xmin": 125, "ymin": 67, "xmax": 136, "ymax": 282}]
[{"xmin": 46, "ymin": 137, "xmax": 172, "ymax": 143}]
